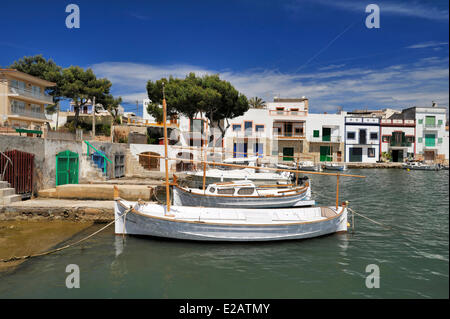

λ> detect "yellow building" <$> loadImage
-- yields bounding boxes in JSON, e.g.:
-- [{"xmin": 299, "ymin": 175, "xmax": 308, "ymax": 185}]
[{"xmin": 0, "ymin": 69, "xmax": 56, "ymax": 132}]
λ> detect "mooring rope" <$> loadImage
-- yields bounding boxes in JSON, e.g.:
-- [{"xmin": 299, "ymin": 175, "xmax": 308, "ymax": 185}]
[
  {"xmin": 348, "ymin": 207, "xmax": 392, "ymax": 230},
  {"xmin": 0, "ymin": 208, "xmax": 132, "ymax": 263}
]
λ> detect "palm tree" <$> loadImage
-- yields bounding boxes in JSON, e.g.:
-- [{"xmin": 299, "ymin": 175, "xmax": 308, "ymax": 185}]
[{"xmin": 249, "ymin": 97, "xmax": 266, "ymax": 109}]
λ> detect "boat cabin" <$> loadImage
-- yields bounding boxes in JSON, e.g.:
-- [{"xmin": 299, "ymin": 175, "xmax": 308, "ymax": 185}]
[{"xmin": 205, "ymin": 181, "xmax": 257, "ymax": 196}]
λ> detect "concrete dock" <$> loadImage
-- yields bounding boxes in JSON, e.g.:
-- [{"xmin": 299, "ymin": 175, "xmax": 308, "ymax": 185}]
[{"xmin": 0, "ymin": 199, "xmax": 115, "ymax": 222}]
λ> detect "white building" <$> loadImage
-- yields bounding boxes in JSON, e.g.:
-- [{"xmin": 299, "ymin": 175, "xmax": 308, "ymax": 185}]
[
  {"xmin": 305, "ymin": 112, "xmax": 345, "ymax": 162},
  {"xmin": 224, "ymin": 97, "xmax": 309, "ymax": 163},
  {"xmin": 380, "ymin": 118, "xmax": 416, "ymax": 162},
  {"xmin": 399, "ymin": 104, "xmax": 448, "ymax": 161},
  {"xmin": 344, "ymin": 116, "xmax": 381, "ymax": 163}
]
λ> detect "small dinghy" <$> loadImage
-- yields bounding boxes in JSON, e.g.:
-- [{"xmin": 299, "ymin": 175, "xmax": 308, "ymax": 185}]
[
  {"xmin": 402, "ymin": 162, "xmax": 440, "ymax": 171},
  {"xmin": 115, "ymin": 199, "xmax": 348, "ymax": 242},
  {"xmin": 172, "ymin": 177, "xmax": 314, "ymax": 208},
  {"xmin": 323, "ymin": 163, "xmax": 347, "ymax": 171}
]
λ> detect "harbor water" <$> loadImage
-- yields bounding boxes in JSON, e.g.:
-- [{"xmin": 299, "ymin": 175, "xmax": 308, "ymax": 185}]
[{"xmin": 0, "ymin": 169, "xmax": 448, "ymax": 298}]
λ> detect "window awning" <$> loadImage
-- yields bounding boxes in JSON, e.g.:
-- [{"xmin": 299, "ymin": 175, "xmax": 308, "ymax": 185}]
[{"xmin": 15, "ymin": 128, "xmax": 43, "ymax": 135}]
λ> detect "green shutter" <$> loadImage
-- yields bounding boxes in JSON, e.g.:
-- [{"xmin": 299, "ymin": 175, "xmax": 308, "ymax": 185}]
[
  {"xmin": 418, "ymin": 119, "xmax": 423, "ymax": 124},
  {"xmin": 313, "ymin": 130, "xmax": 320, "ymax": 137},
  {"xmin": 418, "ymin": 137, "xmax": 423, "ymax": 143},
  {"xmin": 438, "ymin": 120, "xmax": 443, "ymax": 125},
  {"xmin": 438, "ymin": 138, "xmax": 443, "ymax": 144},
  {"xmin": 425, "ymin": 134, "xmax": 435, "ymax": 147},
  {"xmin": 425, "ymin": 116, "xmax": 435, "ymax": 125}
]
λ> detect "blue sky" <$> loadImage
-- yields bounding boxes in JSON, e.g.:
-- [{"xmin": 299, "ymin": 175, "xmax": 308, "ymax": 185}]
[{"xmin": 1, "ymin": 0, "xmax": 448, "ymax": 115}]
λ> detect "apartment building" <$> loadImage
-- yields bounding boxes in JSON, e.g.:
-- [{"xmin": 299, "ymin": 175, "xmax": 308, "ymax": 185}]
[
  {"xmin": 344, "ymin": 116, "xmax": 381, "ymax": 162},
  {"xmin": 224, "ymin": 97, "xmax": 309, "ymax": 163},
  {"xmin": 0, "ymin": 69, "xmax": 55, "ymax": 132},
  {"xmin": 305, "ymin": 113, "xmax": 345, "ymax": 163},
  {"xmin": 395, "ymin": 103, "xmax": 448, "ymax": 162}
]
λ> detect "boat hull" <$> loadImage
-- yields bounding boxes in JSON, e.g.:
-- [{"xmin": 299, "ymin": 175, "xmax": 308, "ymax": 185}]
[
  {"xmin": 115, "ymin": 201, "xmax": 347, "ymax": 242},
  {"xmin": 172, "ymin": 185, "xmax": 314, "ymax": 208}
]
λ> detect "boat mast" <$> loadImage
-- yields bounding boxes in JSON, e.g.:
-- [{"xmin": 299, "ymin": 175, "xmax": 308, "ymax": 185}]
[{"xmin": 162, "ymin": 83, "xmax": 171, "ymax": 213}]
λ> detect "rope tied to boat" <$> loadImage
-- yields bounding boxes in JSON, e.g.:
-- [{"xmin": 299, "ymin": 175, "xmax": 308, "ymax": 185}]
[
  {"xmin": 0, "ymin": 208, "xmax": 133, "ymax": 264},
  {"xmin": 347, "ymin": 207, "xmax": 392, "ymax": 231}
]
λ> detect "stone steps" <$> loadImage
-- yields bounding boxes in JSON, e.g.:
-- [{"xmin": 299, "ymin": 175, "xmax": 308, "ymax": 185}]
[{"xmin": 0, "ymin": 179, "xmax": 21, "ymax": 205}]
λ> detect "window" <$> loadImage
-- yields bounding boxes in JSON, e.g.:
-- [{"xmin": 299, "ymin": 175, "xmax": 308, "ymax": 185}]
[
  {"xmin": 217, "ymin": 188, "xmax": 235, "ymax": 195},
  {"xmin": 418, "ymin": 119, "xmax": 423, "ymax": 124},
  {"xmin": 237, "ymin": 188, "xmax": 255, "ymax": 195},
  {"xmin": 290, "ymin": 108, "xmax": 299, "ymax": 115},
  {"xmin": 382, "ymin": 136, "xmax": 390, "ymax": 143},
  {"xmin": 32, "ymin": 85, "xmax": 42, "ymax": 97},
  {"xmin": 313, "ymin": 130, "xmax": 320, "ymax": 138},
  {"xmin": 370, "ymin": 132, "xmax": 378, "ymax": 140},
  {"xmin": 10, "ymin": 79, "xmax": 26, "ymax": 91},
  {"xmin": 31, "ymin": 104, "xmax": 41, "ymax": 113},
  {"xmin": 438, "ymin": 119, "xmax": 443, "ymax": 125},
  {"xmin": 418, "ymin": 137, "xmax": 423, "ymax": 143},
  {"xmin": 425, "ymin": 116, "xmax": 435, "ymax": 126},
  {"xmin": 295, "ymin": 127, "xmax": 303, "ymax": 135},
  {"xmin": 244, "ymin": 121, "xmax": 252, "ymax": 135},
  {"xmin": 406, "ymin": 136, "xmax": 415, "ymax": 143},
  {"xmin": 255, "ymin": 125, "xmax": 264, "ymax": 132},
  {"xmin": 11, "ymin": 100, "xmax": 26, "ymax": 113},
  {"xmin": 232, "ymin": 124, "xmax": 241, "ymax": 132},
  {"xmin": 276, "ymin": 107, "xmax": 284, "ymax": 114},
  {"xmin": 438, "ymin": 138, "xmax": 443, "ymax": 144},
  {"xmin": 368, "ymin": 148, "xmax": 375, "ymax": 158},
  {"xmin": 347, "ymin": 132, "xmax": 355, "ymax": 139}
]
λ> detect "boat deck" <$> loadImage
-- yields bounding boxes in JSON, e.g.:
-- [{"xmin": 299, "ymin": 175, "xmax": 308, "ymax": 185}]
[{"xmin": 121, "ymin": 200, "xmax": 339, "ymax": 225}]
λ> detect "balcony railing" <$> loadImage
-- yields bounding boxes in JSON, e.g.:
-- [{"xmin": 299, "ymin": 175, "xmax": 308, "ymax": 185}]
[
  {"xmin": 10, "ymin": 106, "xmax": 47, "ymax": 120},
  {"xmin": 424, "ymin": 123, "xmax": 441, "ymax": 128},
  {"xmin": 389, "ymin": 141, "xmax": 411, "ymax": 147},
  {"xmin": 308, "ymin": 135, "xmax": 341, "ymax": 143},
  {"xmin": 269, "ymin": 110, "xmax": 307, "ymax": 117},
  {"xmin": 8, "ymin": 86, "xmax": 53, "ymax": 104},
  {"xmin": 273, "ymin": 132, "xmax": 305, "ymax": 138}
]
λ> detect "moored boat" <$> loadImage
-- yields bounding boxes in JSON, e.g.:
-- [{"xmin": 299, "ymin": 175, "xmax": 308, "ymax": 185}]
[
  {"xmin": 323, "ymin": 163, "xmax": 347, "ymax": 171},
  {"xmin": 172, "ymin": 178, "xmax": 314, "ymax": 208},
  {"xmin": 402, "ymin": 161, "xmax": 440, "ymax": 171},
  {"xmin": 115, "ymin": 199, "xmax": 348, "ymax": 242}
]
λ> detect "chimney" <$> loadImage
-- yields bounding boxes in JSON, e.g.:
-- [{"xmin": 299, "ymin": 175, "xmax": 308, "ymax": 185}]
[{"xmin": 432, "ymin": 101, "xmax": 437, "ymax": 107}]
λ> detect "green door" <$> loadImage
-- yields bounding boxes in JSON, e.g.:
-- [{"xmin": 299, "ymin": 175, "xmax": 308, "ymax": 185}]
[
  {"xmin": 320, "ymin": 146, "xmax": 332, "ymax": 162},
  {"xmin": 56, "ymin": 150, "xmax": 79, "ymax": 186},
  {"xmin": 283, "ymin": 147, "xmax": 294, "ymax": 161},
  {"xmin": 322, "ymin": 128, "xmax": 331, "ymax": 142},
  {"xmin": 425, "ymin": 134, "xmax": 436, "ymax": 147}
]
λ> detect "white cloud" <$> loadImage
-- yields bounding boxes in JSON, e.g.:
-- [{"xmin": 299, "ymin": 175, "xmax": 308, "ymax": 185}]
[
  {"xmin": 90, "ymin": 57, "xmax": 449, "ymax": 113},
  {"xmin": 406, "ymin": 41, "xmax": 449, "ymax": 49},
  {"xmin": 288, "ymin": 0, "xmax": 449, "ymax": 21}
]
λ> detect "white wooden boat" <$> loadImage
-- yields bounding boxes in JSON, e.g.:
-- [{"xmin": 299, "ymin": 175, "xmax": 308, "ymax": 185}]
[
  {"xmin": 115, "ymin": 199, "xmax": 348, "ymax": 242},
  {"xmin": 277, "ymin": 161, "xmax": 322, "ymax": 172},
  {"xmin": 402, "ymin": 162, "xmax": 440, "ymax": 171},
  {"xmin": 323, "ymin": 163, "xmax": 347, "ymax": 171},
  {"xmin": 186, "ymin": 166, "xmax": 292, "ymax": 185},
  {"xmin": 172, "ymin": 179, "xmax": 314, "ymax": 208}
]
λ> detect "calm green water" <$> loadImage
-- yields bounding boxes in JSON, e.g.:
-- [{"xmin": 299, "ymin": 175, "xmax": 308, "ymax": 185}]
[{"xmin": 1, "ymin": 169, "xmax": 448, "ymax": 298}]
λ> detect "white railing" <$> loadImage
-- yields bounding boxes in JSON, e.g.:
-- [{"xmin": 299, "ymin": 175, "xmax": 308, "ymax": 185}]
[
  {"xmin": 8, "ymin": 86, "xmax": 53, "ymax": 103},
  {"xmin": 11, "ymin": 105, "xmax": 47, "ymax": 119},
  {"xmin": 308, "ymin": 135, "xmax": 341, "ymax": 143}
]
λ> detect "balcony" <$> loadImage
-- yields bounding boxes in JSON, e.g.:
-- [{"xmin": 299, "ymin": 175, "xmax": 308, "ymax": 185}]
[
  {"xmin": 8, "ymin": 86, "xmax": 53, "ymax": 104},
  {"xmin": 273, "ymin": 131, "xmax": 305, "ymax": 139},
  {"xmin": 309, "ymin": 135, "xmax": 341, "ymax": 143},
  {"xmin": 10, "ymin": 106, "xmax": 47, "ymax": 120},
  {"xmin": 269, "ymin": 110, "xmax": 307, "ymax": 117},
  {"xmin": 389, "ymin": 141, "xmax": 411, "ymax": 147}
]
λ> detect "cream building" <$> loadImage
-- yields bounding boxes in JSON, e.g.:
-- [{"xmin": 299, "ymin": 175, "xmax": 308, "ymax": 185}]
[{"xmin": 0, "ymin": 69, "xmax": 55, "ymax": 132}]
